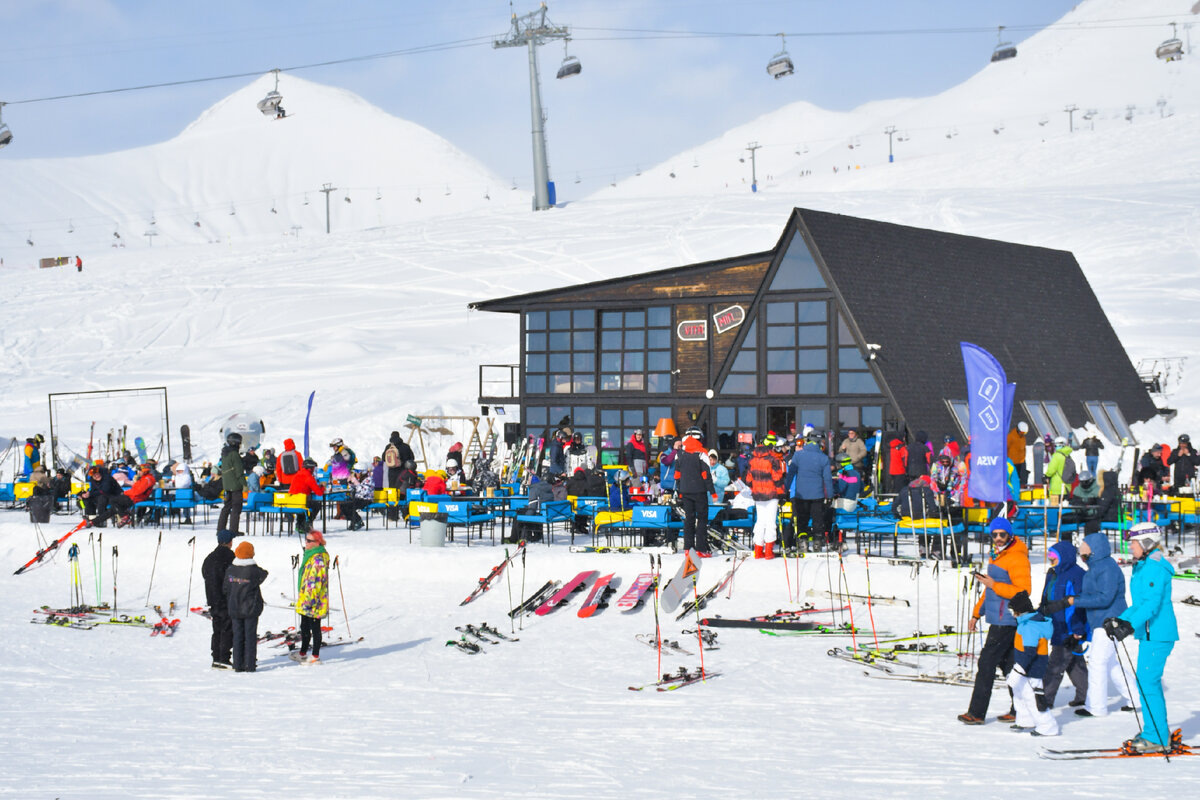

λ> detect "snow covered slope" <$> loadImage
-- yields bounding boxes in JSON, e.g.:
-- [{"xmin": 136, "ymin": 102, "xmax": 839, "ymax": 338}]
[{"xmin": 0, "ymin": 73, "xmax": 520, "ymax": 252}]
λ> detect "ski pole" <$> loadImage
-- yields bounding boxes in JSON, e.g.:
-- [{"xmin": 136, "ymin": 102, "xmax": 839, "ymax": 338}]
[
  {"xmin": 518, "ymin": 545, "xmax": 527, "ymax": 633},
  {"xmin": 145, "ymin": 530, "xmax": 162, "ymax": 606},
  {"xmin": 504, "ymin": 547, "xmax": 514, "ymax": 635},
  {"xmin": 652, "ymin": 554, "xmax": 662, "ymax": 681},
  {"xmin": 333, "ymin": 555, "xmax": 351, "ymax": 638},
  {"xmin": 861, "ymin": 540, "xmax": 880, "ymax": 651},
  {"xmin": 111, "ymin": 545, "xmax": 118, "ymax": 616},
  {"xmin": 1114, "ymin": 637, "xmax": 1151, "ymax": 744},
  {"xmin": 68, "ymin": 543, "xmax": 80, "ymax": 609},
  {"xmin": 185, "ymin": 536, "xmax": 196, "ymax": 616},
  {"xmin": 781, "ymin": 507, "xmax": 792, "ymax": 603},
  {"xmin": 836, "ymin": 548, "xmax": 858, "ymax": 652},
  {"xmin": 690, "ymin": 564, "xmax": 706, "ymax": 679}
]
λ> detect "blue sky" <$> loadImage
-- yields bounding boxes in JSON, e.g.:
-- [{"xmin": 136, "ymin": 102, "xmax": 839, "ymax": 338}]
[{"xmin": 2, "ymin": 0, "xmax": 1083, "ymax": 184}]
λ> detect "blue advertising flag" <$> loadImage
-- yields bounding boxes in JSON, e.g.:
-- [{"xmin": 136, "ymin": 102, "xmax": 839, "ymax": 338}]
[
  {"xmin": 960, "ymin": 343, "xmax": 1011, "ymax": 503},
  {"xmin": 303, "ymin": 391, "xmax": 316, "ymax": 458}
]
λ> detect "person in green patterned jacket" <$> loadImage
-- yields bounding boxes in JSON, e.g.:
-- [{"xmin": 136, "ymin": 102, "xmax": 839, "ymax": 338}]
[{"xmin": 294, "ymin": 530, "xmax": 330, "ymax": 664}]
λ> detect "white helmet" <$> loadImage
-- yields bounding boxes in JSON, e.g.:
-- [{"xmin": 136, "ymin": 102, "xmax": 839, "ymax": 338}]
[
  {"xmin": 1053, "ymin": 436, "xmax": 1067, "ymax": 447},
  {"xmin": 1017, "ymin": 421, "xmax": 1029, "ymax": 433},
  {"xmin": 1125, "ymin": 521, "xmax": 1162, "ymax": 551}
]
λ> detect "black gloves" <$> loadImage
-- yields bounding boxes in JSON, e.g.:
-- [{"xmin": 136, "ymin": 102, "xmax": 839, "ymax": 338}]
[
  {"xmin": 1103, "ymin": 617, "xmax": 1134, "ymax": 642},
  {"xmin": 1040, "ymin": 597, "xmax": 1071, "ymax": 614},
  {"xmin": 1066, "ymin": 633, "xmax": 1087, "ymax": 655}
]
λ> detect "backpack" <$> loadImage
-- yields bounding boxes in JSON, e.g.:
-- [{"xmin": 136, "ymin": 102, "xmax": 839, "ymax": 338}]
[
  {"xmin": 383, "ymin": 444, "xmax": 401, "ymax": 468},
  {"xmin": 280, "ymin": 451, "xmax": 300, "ymax": 476},
  {"xmin": 1060, "ymin": 455, "xmax": 1077, "ymax": 484}
]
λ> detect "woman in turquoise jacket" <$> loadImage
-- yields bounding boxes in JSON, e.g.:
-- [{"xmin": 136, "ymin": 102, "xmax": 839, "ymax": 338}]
[{"xmin": 1108, "ymin": 522, "xmax": 1179, "ymax": 754}]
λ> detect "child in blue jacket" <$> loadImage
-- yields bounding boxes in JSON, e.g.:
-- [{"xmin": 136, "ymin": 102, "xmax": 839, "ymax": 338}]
[
  {"xmin": 1038, "ymin": 541, "xmax": 1088, "ymax": 708},
  {"xmin": 1007, "ymin": 591, "xmax": 1059, "ymax": 736}
]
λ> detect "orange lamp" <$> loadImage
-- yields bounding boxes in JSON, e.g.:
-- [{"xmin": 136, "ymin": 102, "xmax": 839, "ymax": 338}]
[{"xmin": 653, "ymin": 417, "xmax": 677, "ymax": 438}]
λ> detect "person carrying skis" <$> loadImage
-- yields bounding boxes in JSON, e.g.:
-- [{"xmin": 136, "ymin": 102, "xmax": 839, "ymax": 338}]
[
  {"xmin": 223, "ymin": 541, "xmax": 268, "ymax": 672},
  {"xmin": 289, "ymin": 457, "xmax": 326, "ymax": 534},
  {"xmin": 201, "ymin": 529, "xmax": 236, "ymax": 669},
  {"xmin": 295, "ymin": 530, "xmax": 330, "ymax": 664},
  {"xmin": 1052, "ymin": 532, "xmax": 1132, "ymax": 718},
  {"xmin": 1038, "ymin": 541, "xmax": 1088, "ymax": 709},
  {"xmin": 959, "ymin": 518, "xmax": 1029, "ymax": 725},
  {"xmin": 1105, "ymin": 523, "xmax": 1178, "ymax": 754},
  {"xmin": 1006, "ymin": 591, "xmax": 1059, "ymax": 736},
  {"xmin": 218, "ymin": 432, "xmax": 246, "ymax": 535}
]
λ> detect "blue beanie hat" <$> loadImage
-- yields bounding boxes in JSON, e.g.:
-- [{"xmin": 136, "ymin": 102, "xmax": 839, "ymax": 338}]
[
  {"xmin": 989, "ymin": 518, "xmax": 1013, "ymax": 536},
  {"xmin": 217, "ymin": 529, "xmax": 235, "ymax": 544}
]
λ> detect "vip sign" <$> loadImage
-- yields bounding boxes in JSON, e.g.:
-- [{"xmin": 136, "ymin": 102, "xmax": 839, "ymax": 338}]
[
  {"xmin": 677, "ymin": 320, "xmax": 708, "ymax": 341},
  {"xmin": 713, "ymin": 304, "xmax": 745, "ymax": 334}
]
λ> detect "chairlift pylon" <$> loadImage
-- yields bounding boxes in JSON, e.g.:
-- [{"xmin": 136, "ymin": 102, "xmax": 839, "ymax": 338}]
[
  {"xmin": 766, "ymin": 33, "xmax": 794, "ymax": 79},
  {"xmin": 0, "ymin": 101, "xmax": 12, "ymax": 149},
  {"xmin": 990, "ymin": 26, "xmax": 1017, "ymax": 62},
  {"xmin": 556, "ymin": 38, "xmax": 581, "ymax": 79},
  {"xmin": 257, "ymin": 69, "xmax": 285, "ymax": 117},
  {"xmin": 1157, "ymin": 22, "xmax": 1184, "ymax": 62}
]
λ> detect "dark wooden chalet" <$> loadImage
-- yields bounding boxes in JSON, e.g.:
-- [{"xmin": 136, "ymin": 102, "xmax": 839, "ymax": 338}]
[{"xmin": 470, "ymin": 208, "xmax": 1156, "ymax": 462}]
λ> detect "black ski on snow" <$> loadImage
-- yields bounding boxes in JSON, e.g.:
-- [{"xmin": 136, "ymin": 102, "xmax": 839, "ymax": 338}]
[
  {"xmin": 698, "ymin": 616, "xmax": 824, "ymax": 631},
  {"xmin": 456, "ymin": 625, "xmax": 500, "ymax": 645},
  {"xmin": 509, "ymin": 580, "xmax": 558, "ymax": 618},
  {"xmin": 31, "ymin": 614, "xmax": 98, "ymax": 630},
  {"xmin": 446, "ymin": 636, "xmax": 482, "ymax": 654},
  {"xmin": 628, "ymin": 667, "xmax": 719, "ymax": 692},
  {"xmin": 478, "ymin": 623, "xmax": 517, "ymax": 642},
  {"xmin": 181, "ymin": 425, "xmax": 192, "ymax": 463}
]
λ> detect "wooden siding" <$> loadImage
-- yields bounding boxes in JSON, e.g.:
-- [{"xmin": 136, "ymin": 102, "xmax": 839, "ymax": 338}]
[
  {"xmin": 674, "ymin": 302, "xmax": 709, "ymax": 394},
  {"xmin": 526, "ymin": 261, "xmax": 770, "ymax": 306}
]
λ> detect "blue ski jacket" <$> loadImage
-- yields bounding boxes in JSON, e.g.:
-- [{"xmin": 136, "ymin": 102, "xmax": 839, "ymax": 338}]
[
  {"xmin": 1013, "ymin": 610, "xmax": 1054, "ymax": 680},
  {"xmin": 1072, "ymin": 533, "xmax": 1127, "ymax": 630},
  {"xmin": 1040, "ymin": 541, "xmax": 1087, "ymax": 644},
  {"xmin": 1119, "ymin": 548, "xmax": 1178, "ymax": 643},
  {"xmin": 785, "ymin": 444, "xmax": 832, "ymax": 500}
]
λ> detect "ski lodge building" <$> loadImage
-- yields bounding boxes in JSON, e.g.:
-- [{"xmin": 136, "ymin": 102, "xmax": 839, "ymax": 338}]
[{"xmin": 470, "ymin": 208, "xmax": 1156, "ymax": 461}]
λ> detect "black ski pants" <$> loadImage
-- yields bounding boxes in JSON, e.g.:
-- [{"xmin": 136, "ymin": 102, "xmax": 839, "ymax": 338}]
[
  {"xmin": 1043, "ymin": 640, "xmax": 1088, "ymax": 707},
  {"xmin": 791, "ymin": 497, "xmax": 829, "ymax": 548},
  {"xmin": 968, "ymin": 624, "xmax": 1017, "ymax": 719},
  {"xmin": 210, "ymin": 612, "xmax": 233, "ymax": 665},
  {"xmin": 299, "ymin": 614, "xmax": 323, "ymax": 657},
  {"xmin": 679, "ymin": 493, "xmax": 710, "ymax": 553},
  {"xmin": 231, "ymin": 615, "xmax": 258, "ymax": 672},
  {"xmin": 218, "ymin": 490, "xmax": 243, "ymax": 535}
]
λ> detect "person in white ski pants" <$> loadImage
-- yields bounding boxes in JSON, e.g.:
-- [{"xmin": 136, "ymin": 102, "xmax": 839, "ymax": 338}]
[
  {"xmin": 1006, "ymin": 591, "xmax": 1059, "ymax": 736},
  {"xmin": 1081, "ymin": 632, "xmax": 1133, "ymax": 715}
]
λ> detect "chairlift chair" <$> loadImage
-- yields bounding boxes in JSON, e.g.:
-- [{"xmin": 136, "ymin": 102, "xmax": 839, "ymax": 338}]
[
  {"xmin": 0, "ymin": 102, "xmax": 12, "ymax": 149},
  {"xmin": 990, "ymin": 26, "xmax": 1017, "ymax": 62},
  {"xmin": 766, "ymin": 33, "xmax": 794, "ymax": 79},
  {"xmin": 1157, "ymin": 23, "xmax": 1184, "ymax": 62},
  {"xmin": 257, "ymin": 69, "xmax": 284, "ymax": 117}
]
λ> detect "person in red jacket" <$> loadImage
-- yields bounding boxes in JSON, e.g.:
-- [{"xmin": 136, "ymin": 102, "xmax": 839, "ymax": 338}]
[
  {"xmin": 747, "ymin": 435, "xmax": 786, "ymax": 559},
  {"xmin": 887, "ymin": 435, "xmax": 909, "ymax": 494},
  {"xmin": 120, "ymin": 465, "xmax": 157, "ymax": 526},
  {"xmin": 423, "ymin": 470, "xmax": 447, "ymax": 496},
  {"xmin": 287, "ymin": 457, "xmax": 325, "ymax": 534},
  {"xmin": 276, "ymin": 438, "xmax": 303, "ymax": 487}
]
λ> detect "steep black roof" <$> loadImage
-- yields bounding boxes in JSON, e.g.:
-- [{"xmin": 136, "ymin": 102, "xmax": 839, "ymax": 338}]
[{"xmin": 795, "ymin": 207, "xmax": 1156, "ymax": 436}]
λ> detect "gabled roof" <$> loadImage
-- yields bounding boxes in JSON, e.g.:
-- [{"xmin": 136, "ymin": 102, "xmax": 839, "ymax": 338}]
[{"xmin": 794, "ymin": 207, "xmax": 1156, "ymax": 432}]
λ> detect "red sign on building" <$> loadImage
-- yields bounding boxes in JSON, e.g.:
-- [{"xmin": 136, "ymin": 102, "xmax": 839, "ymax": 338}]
[
  {"xmin": 676, "ymin": 319, "xmax": 708, "ymax": 341},
  {"xmin": 713, "ymin": 304, "xmax": 745, "ymax": 334}
]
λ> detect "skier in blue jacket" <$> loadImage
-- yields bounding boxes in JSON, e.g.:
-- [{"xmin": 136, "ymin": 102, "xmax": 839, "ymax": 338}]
[
  {"xmin": 785, "ymin": 432, "xmax": 833, "ymax": 551},
  {"xmin": 1038, "ymin": 541, "xmax": 1088, "ymax": 708},
  {"xmin": 1006, "ymin": 591, "xmax": 1059, "ymax": 736},
  {"xmin": 1060, "ymin": 532, "xmax": 1132, "ymax": 717},
  {"xmin": 1106, "ymin": 523, "xmax": 1179, "ymax": 754}
]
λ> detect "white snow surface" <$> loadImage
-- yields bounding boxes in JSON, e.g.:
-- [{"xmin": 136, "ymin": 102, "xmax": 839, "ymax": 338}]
[{"xmin": 3, "ymin": 0, "xmax": 1200, "ymax": 794}]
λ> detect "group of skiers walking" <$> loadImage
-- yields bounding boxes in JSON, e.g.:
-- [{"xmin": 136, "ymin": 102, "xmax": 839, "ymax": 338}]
[{"xmin": 960, "ymin": 517, "xmax": 1178, "ymax": 754}]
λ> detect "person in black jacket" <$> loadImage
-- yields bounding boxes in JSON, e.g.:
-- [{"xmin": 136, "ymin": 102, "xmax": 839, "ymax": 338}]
[
  {"xmin": 1085, "ymin": 471, "xmax": 1121, "ymax": 534},
  {"xmin": 201, "ymin": 530, "xmax": 236, "ymax": 669},
  {"xmin": 224, "ymin": 540, "xmax": 268, "ymax": 672},
  {"xmin": 218, "ymin": 433, "xmax": 246, "ymax": 535},
  {"xmin": 673, "ymin": 429, "xmax": 715, "ymax": 556},
  {"xmin": 1167, "ymin": 434, "xmax": 1200, "ymax": 494},
  {"xmin": 905, "ymin": 430, "xmax": 931, "ymax": 481},
  {"xmin": 1137, "ymin": 445, "xmax": 1167, "ymax": 492},
  {"xmin": 81, "ymin": 463, "xmax": 122, "ymax": 525}
]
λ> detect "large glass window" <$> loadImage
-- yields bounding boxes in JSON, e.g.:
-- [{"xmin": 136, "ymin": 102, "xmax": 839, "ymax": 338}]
[
  {"xmin": 599, "ymin": 306, "xmax": 671, "ymax": 393},
  {"xmin": 766, "ymin": 300, "xmax": 827, "ymax": 395},
  {"xmin": 715, "ymin": 406, "xmax": 757, "ymax": 452},
  {"xmin": 836, "ymin": 314, "xmax": 880, "ymax": 395},
  {"xmin": 769, "ymin": 235, "xmax": 826, "ymax": 291},
  {"xmin": 525, "ymin": 308, "xmax": 594, "ymax": 395},
  {"xmin": 721, "ymin": 321, "xmax": 757, "ymax": 395}
]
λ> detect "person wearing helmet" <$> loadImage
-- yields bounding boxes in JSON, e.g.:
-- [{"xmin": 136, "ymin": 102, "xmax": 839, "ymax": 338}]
[
  {"xmin": 785, "ymin": 431, "xmax": 834, "ymax": 552},
  {"xmin": 746, "ymin": 437, "xmax": 786, "ymax": 558},
  {"xmin": 672, "ymin": 428, "xmax": 714, "ymax": 556},
  {"xmin": 218, "ymin": 432, "xmax": 246, "ymax": 535},
  {"xmin": 288, "ymin": 457, "xmax": 326, "ymax": 534},
  {"xmin": 834, "ymin": 455, "xmax": 861, "ymax": 503},
  {"xmin": 1167, "ymin": 434, "xmax": 1199, "ymax": 494},
  {"xmin": 1104, "ymin": 523, "xmax": 1179, "ymax": 754},
  {"xmin": 1078, "ymin": 433, "xmax": 1105, "ymax": 478},
  {"xmin": 623, "ymin": 430, "xmax": 649, "ymax": 478},
  {"xmin": 1044, "ymin": 436, "xmax": 1076, "ymax": 505},
  {"xmin": 1007, "ymin": 422, "xmax": 1030, "ymax": 487}
]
